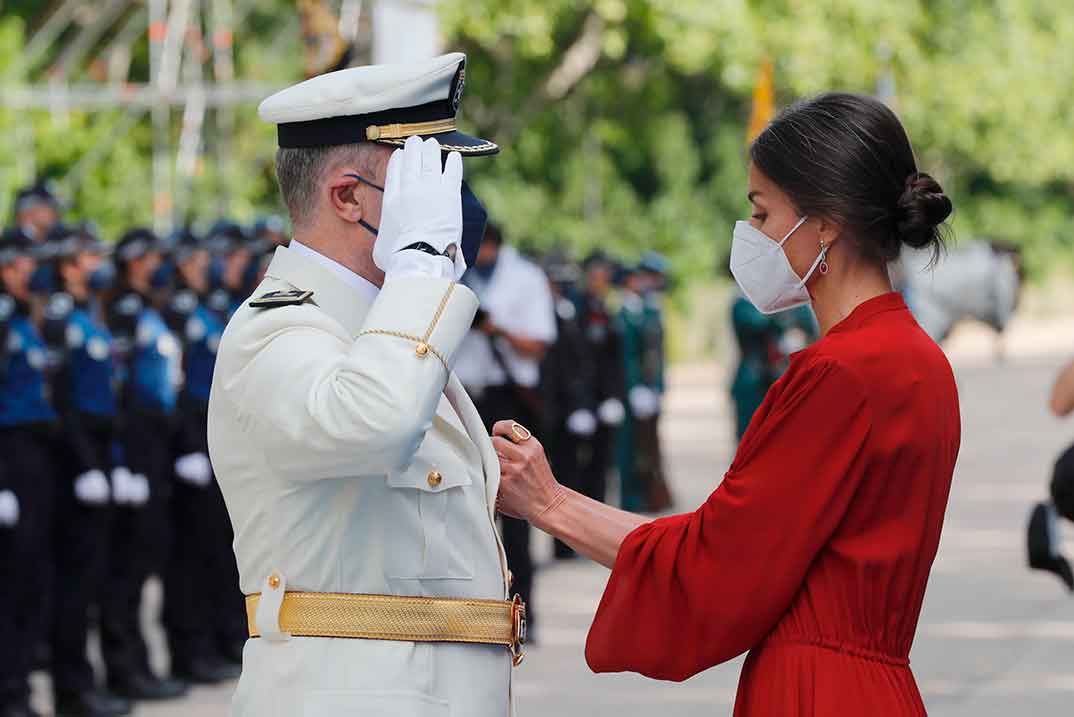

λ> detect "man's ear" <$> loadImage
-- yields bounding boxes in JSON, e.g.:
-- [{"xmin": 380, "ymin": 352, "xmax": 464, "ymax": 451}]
[{"xmin": 329, "ymin": 173, "xmax": 363, "ymax": 224}]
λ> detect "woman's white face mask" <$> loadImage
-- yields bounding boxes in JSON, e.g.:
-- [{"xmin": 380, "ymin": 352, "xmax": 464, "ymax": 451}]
[{"xmin": 729, "ymin": 216, "xmax": 828, "ymax": 315}]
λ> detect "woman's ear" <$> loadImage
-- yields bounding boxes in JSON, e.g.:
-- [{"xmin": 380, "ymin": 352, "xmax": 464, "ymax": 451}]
[{"xmin": 816, "ymin": 216, "xmax": 843, "ymax": 249}]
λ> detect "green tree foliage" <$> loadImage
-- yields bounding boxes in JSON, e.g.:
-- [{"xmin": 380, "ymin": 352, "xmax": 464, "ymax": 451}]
[{"xmin": 1, "ymin": 1, "xmax": 1072, "ymax": 279}]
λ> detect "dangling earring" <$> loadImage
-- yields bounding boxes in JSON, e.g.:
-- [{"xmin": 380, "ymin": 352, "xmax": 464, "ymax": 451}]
[{"xmin": 819, "ymin": 240, "xmax": 830, "ymax": 275}]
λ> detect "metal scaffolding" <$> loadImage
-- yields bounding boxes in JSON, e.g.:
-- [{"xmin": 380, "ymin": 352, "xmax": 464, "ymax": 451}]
[
  {"xmin": 2, "ymin": 0, "xmax": 372, "ymax": 232},
  {"xmin": 1, "ymin": 1, "xmax": 445, "ymax": 231}
]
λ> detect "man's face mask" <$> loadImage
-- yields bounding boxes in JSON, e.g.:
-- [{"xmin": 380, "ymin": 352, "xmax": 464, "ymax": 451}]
[
  {"xmin": 459, "ymin": 181, "xmax": 489, "ymax": 269},
  {"xmin": 344, "ymin": 172, "xmax": 488, "ymax": 269}
]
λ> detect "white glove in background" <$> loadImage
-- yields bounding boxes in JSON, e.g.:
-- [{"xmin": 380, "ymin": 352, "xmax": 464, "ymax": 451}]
[
  {"xmin": 0, "ymin": 490, "xmax": 18, "ymax": 527},
  {"xmin": 112, "ymin": 466, "xmax": 150, "ymax": 506},
  {"xmin": 598, "ymin": 398, "xmax": 626, "ymax": 426},
  {"xmin": 175, "ymin": 452, "xmax": 213, "ymax": 487},
  {"xmin": 629, "ymin": 386, "xmax": 661, "ymax": 420},
  {"xmin": 128, "ymin": 474, "xmax": 150, "ymax": 506},
  {"xmin": 566, "ymin": 409, "xmax": 598, "ymax": 437},
  {"xmin": 374, "ymin": 136, "xmax": 464, "ymax": 281},
  {"xmin": 74, "ymin": 469, "xmax": 110, "ymax": 505},
  {"xmin": 111, "ymin": 466, "xmax": 133, "ymax": 504}
]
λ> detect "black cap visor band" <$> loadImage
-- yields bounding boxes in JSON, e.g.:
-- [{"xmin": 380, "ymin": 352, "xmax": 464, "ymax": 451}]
[{"xmin": 277, "ymin": 100, "xmax": 497, "ymax": 155}]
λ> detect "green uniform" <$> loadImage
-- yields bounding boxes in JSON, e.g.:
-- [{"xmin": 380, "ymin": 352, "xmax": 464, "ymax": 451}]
[
  {"xmin": 615, "ymin": 291, "xmax": 671, "ymax": 512},
  {"xmin": 730, "ymin": 295, "xmax": 817, "ymax": 440}
]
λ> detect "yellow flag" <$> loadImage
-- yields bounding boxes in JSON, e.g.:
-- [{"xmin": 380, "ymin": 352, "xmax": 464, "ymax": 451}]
[{"xmin": 747, "ymin": 59, "xmax": 775, "ymax": 143}]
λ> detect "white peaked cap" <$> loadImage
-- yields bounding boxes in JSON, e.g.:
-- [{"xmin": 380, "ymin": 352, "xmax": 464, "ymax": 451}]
[{"xmin": 258, "ymin": 52, "xmax": 497, "ymax": 156}]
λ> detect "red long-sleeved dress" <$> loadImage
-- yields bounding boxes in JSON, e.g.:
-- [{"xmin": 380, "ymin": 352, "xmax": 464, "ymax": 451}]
[{"xmin": 586, "ymin": 293, "xmax": 960, "ymax": 715}]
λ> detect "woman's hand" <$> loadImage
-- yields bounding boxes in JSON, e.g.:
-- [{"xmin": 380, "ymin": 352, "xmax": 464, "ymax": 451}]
[{"xmin": 492, "ymin": 420, "xmax": 566, "ymax": 522}]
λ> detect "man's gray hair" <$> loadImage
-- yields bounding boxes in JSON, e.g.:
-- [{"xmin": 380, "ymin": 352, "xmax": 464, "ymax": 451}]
[{"xmin": 274, "ymin": 143, "xmax": 381, "ymax": 229}]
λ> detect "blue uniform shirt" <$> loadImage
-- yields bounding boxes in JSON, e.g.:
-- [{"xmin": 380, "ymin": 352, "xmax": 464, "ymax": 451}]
[
  {"xmin": 44, "ymin": 292, "xmax": 117, "ymax": 417},
  {"xmin": 168, "ymin": 289, "xmax": 225, "ymax": 404},
  {"xmin": 207, "ymin": 287, "xmax": 244, "ymax": 321},
  {"xmin": 0, "ymin": 295, "xmax": 56, "ymax": 427},
  {"xmin": 110, "ymin": 292, "xmax": 182, "ymax": 415}
]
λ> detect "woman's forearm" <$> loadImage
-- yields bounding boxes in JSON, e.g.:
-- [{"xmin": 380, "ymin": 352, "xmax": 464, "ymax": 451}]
[{"xmin": 532, "ymin": 487, "xmax": 649, "ymax": 568}]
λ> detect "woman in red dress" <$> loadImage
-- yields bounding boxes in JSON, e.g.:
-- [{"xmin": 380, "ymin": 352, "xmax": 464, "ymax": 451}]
[{"xmin": 493, "ymin": 93, "xmax": 960, "ymax": 716}]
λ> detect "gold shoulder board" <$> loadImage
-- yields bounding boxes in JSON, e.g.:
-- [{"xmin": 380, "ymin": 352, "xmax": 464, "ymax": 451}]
[{"xmin": 249, "ymin": 289, "xmax": 314, "ymax": 308}]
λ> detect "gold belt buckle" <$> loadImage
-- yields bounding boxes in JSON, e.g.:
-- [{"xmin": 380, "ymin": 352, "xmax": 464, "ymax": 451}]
[{"xmin": 510, "ymin": 594, "xmax": 527, "ymax": 667}]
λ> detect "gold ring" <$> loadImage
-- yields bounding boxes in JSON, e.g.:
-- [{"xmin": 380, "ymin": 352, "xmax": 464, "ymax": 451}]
[{"xmin": 510, "ymin": 422, "xmax": 532, "ymax": 444}]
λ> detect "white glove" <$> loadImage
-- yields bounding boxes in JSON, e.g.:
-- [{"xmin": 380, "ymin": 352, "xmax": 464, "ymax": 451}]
[
  {"xmin": 111, "ymin": 466, "xmax": 150, "ymax": 506},
  {"xmin": 566, "ymin": 409, "xmax": 598, "ymax": 437},
  {"xmin": 74, "ymin": 469, "xmax": 110, "ymax": 505},
  {"xmin": 128, "ymin": 473, "xmax": 150, "ymax": 506},
  {"xmin": 597, "ymin": 398, "xmax": 626, "ymax": 426},
  {"xmin": 175, "ymin": 452, "xmax": 213, "ymax": 487},
  {"xmin": 111, "ymin": 466, "xmax": 133, "ymax": 504},
  {"xmin": 374, "ymin": 136, "xmax": 465, "ymax": 281},
  {"xmin": 0, "ymin": 490, "xmax": 18, "ymax": 527},
  {"xmin": 629, "ymin": 386, "xmax": 661, "ymax": 419}
]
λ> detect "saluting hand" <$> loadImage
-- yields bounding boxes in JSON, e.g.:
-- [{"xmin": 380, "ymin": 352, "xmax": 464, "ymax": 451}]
[
  {"xmin": 492, "ymin": 420, "xmax": 566, "ymax": 522},
  {"xmin": 374, "ymin": 136, "xmax": 466, "ymax": 281}
]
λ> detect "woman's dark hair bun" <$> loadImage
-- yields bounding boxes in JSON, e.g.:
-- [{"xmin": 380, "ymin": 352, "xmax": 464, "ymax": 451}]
[
  {"xmin": 751, "ymin": 93, "xmax": 953, "ymax": 263},
  {"xmin": 895, "ymin": 172, "xmax": 952, "ymax": 250}
]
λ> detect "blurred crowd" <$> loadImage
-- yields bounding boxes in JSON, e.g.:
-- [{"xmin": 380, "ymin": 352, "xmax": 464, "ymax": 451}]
[
  {"xmin": 0, "ymin": 182, "xmax": 677, "ymax": 716},
  {"xmin": 0, "ymin": 182, "xmax": 286, "ymax": 717}
]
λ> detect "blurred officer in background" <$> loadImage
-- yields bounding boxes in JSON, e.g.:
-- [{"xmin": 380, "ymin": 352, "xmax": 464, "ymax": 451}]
[
  {"xmin": 42, "ymin": 227, "xmax": 132, "ymax": 716},
  {"xmin": 573, "ymin": 252, "xmax": 625, "ymax": 508},
  {"xmin": 13, "ymin": 183, "xmax": 61, "ymax": 242},
  {"xmin": 0, "ymin": 229, "xmax": 58, "ymax": 717},
  {"xmin": 538, "ymin": 253, "xmax": 593, "ymax": 559},
  {"xmin": 205, "ymin": 221, "xmax": 254, "ymax": 319},
  {"xmin": 101, "ymin": 229, "xmax": 187, "ymax": 702},
  {"xmin": 252, "ymin": 215, "xmax": 288, "ymax": 250},
  {"xmin": 162, "ymin": 230, "xmax": 243, "ymax": 682},
  {"xmin": 250, "ymin": 216, "xmax": 289, "ymax": 286},
  {"xmin": 1027, "ymin": 356, "xmax": 1074, "ymax": 592},
  {"xmin": 457, "ymin": 222, "xmax": 557, "ymax": 633},
  {"xmin": 616, "ymin": 258, "xmax": 672, "ymax": 513}
]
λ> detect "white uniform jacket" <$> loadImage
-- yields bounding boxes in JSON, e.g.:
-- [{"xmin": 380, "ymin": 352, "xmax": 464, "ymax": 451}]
[{"xmin": 207, "ymin": 244, "xmax": 512, "ymax": 717}]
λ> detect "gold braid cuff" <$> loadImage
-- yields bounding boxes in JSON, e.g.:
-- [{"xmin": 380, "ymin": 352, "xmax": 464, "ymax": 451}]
[
  {"xmin": 357, "ymin": 283, "xmax": 457, "ymax": 370},
  {"xmin": 356, "ymin": 329, "xmax": 448, "ymax": 370}
]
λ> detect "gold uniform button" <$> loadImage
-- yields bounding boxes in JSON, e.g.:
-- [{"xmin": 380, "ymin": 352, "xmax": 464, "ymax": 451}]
[
  {"xmin": 268, "ymin": 573, "xmax": 281, "ymax": 590},
  {"xmin": 415, "ymin": 342, "xmax": 430, "ymax": 357},
  {"xmin": 427, "ymin": 471, "xmax": 443, "ymax": 488},
  {"xmin": 507, "ymin": 570, "xmax": 514, "ymax": 589}
]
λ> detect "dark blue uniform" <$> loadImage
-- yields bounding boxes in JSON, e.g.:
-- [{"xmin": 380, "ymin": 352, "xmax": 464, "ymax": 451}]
[
  {"xmin": 0, "ymin": 295, "xmax": 58, "ymax": 711},
  {"xmin": 42, "ymin": 290, "xmax": 120, "ymax": 697},
  {"xmin": 101, "ymin": 288, "xmax": 182, "ymax": 684},
  {"xmin": 162, "ymin": 286, "xmax": 245, "ymax": 672},
  {"xmin": 0, "ymin": 302, "xmax": 56, "ymax": 427},
  {"xmin": 206, "ymin": 286, "xmax": 244, "ymax": 320}
]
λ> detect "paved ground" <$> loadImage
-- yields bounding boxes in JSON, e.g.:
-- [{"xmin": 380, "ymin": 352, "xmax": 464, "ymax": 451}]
[{"xmin": 32, "ymin": 319, "xmax": 1074, "ymax": 715}]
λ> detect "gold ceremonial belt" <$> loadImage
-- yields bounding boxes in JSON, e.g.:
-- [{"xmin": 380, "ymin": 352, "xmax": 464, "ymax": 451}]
[
  {"xmin": 246, "ymin": 591, "xmax": 527, "ymax": 666},
  {"xmin": 366, "ymin": 118, "xmax": 456, "ymax": 141}
]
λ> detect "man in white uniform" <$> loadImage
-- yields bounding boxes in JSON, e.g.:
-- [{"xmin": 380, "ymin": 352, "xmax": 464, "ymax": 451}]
[{"xmin": 207, "ymin": 53, "xmax": 522, "ymax": 717}]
